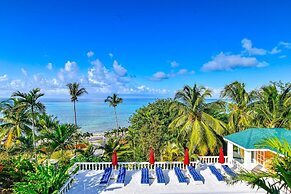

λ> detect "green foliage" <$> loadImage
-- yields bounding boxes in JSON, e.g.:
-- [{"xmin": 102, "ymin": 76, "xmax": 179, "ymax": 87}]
[
  {"xmin": 0, "ymin": 98, "xmax": 31, "ymax": 148},
  {"xmin": 72, "ymin": 144, "xmax": 102, "ymax": 163},
  {"xmin": 128, "ymin": 98, "xmax": 179, "ymax": 161},
  {"xmin": 102, "ymin": 137, "xmax": 132, "ymax": 162},
  {"xmin": 0, "ymin": 156, "xmax": 34, "ymax": 191},
  {"xmin": 170, "ymin": 84, "xmax": 226, "ymax": 155},
  {"xmin": 39, "ymin": 124, "xmax": 81, "ymax": 159},
  {"xmin": 13, "ymin": 163, "xmax": 69, "ymax": 194},
  {"xmin": 251, "ymin": 82, "xmax": 291, "ymax": 128}
]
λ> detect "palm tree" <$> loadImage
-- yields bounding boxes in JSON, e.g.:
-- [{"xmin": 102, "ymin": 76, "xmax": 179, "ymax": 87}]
[
  {"xmin": 40, "ymin": 124, "xmax": 80, "ymax": 159},
  {"xmin": 66, "ymin": 82, "xmax": 88, "ymax": 126},
  {"xmin": 0, "ymin": 99, "xmax": 31, "ymax": 148},
  {"xmin": 102, "ymin": 137, "xmax": 130, "ymax": 161},
  {"xmin": 229, "ymin": 138, "xmax": 291, "ymax": 194},
  {"xmin": 8, "ymin": 135, "xmax": 34, "ymax": 157},
  {"xmin": 220, "ymin": 81, "xmax": 253, "ymax": 133},
  {"xmin": 169, "ymin": 84, "xmax": 226, "ymax": 155},
  {"xmin": 161, "ymin": 141, "xmax": 184, "ymax": 161},
  {"xmin": 251, "ymin": 82, "xmax": 291, "ymax": 128},
  {"xmin": 12, "ymin": 88, "xmax": 45, "ymax": 152},
  {"xmin": 105, "ymin": 93, "xmax": 123, "ymax": 136}
]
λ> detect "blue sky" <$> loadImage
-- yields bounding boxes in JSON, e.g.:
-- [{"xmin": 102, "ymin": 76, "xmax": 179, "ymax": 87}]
[{"xmin": 0, "ymin": 0, "xmax": 290, "ymax": 98}]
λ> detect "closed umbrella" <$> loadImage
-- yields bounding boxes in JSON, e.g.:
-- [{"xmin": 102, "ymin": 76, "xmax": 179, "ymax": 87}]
[
  {"xmin": 149, "ymin": 148, "xmax": 155, "ymax": 165},
  {"xmin": 218, "ymin": 147, "xmax": 225, "ymax": 164},
  {"xmin": 112, "ymin": 150, "xmax": 118, "ymax": 167},
  {"xmin": 183, "ymin": 147, "xmax": 190, "ymax": 166}
]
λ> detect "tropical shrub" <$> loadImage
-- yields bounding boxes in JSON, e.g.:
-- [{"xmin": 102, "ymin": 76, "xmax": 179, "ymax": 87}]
[
  {"xmin": 13, "ymin": 163, "xmax": 69, "ymax": 194},
  {"xmin": 128, "ymin": 98, "xmax": 179, "ymax": 161}
]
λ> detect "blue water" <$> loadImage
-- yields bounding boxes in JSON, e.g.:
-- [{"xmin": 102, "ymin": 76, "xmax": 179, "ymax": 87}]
[
  {"xmin": 0, "ymin": 98, "xmax": 219, "ymax": 133},
  {"xmin": 43, "ymin": 98, "xmax": 156, "ymax": 132}
]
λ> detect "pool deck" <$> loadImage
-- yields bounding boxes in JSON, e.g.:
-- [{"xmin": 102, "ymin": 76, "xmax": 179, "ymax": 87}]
[{"xmin": 67, "ymin": 167, "xmax": 265, "ymax": 194}]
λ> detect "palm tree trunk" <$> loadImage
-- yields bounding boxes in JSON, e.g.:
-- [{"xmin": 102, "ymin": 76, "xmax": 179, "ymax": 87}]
[
  {"xmin": 114, "ymin": 107, "xmax": 119, "ymax": 136},
  {"xmin": 31, "ymin": 107, "xmax": 37, "ymax": 161},
  {"xmin": 73, "ymin": 101, "xmax": 77, "ymax": 126}
]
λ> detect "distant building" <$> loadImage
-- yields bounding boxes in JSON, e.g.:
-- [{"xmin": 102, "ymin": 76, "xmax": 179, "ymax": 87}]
[{"xmin": 224, "ymin": 128, "xmax": 291, "ymax": 170}]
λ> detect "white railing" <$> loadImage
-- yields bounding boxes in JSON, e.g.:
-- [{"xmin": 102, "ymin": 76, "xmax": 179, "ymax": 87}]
[
  {"xmin": 59, "ymin": 173, "xmax": 77, "ymax": 194},
  {"xmin": 198, "ymin": 156, "xmax": 228, "ymax": 164},
  {"xmin": 59, "ymin": 156, "xmax": 231, "ymax": 194},
  {"xmin": 77, "ymin": 161, "xmax": 198, "ymax": 171}
]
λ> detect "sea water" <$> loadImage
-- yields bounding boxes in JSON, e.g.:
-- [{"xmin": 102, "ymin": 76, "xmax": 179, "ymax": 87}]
[
  {"xmin": 44, "ymin": 98, "xmax": 156, "ymax": 132},
  {"xmin": 0, "ymin": 98, "xmax": 218, "ymax": 133}
]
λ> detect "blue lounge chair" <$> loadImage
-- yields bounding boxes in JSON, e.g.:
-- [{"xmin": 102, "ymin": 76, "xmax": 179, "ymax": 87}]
[
  {"xmin": 116, "ymin": 167, "xmax": 126, "ymax": 185},
  {"xmin": 208, "ymin": 165, "xmax": 224, "ymax": 181},
  {"xmin": 141, "ymin": 168, "xmax": 150, "ymax": 185},
  {"xmin": 222, "ymin": 165, "xmax": 236, "ymax": 177},
  {"xmin": 155, "ymin": 167, "xmax": 166, "ymax": 184},
  {"xmin": 187, "ymin": 166, "xmax": 204, "ymax": 184},
  {"xmin": 174, "ymin": 167, "xmax": 188, "ymax": 184},
  {"xmin": 100, "ymin": 167, "xmax": 113, "ymax": 186}
]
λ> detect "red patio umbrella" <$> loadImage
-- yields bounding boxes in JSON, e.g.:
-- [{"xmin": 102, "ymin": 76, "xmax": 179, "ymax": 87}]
[
  {"xmin": 149, "ymin": 148, "xmax": 155, "ymax": 165},
  {"xmin": 218, "ymin": 147, "xmax": 225, "ymax": 164},
  {"xmin": 112, "ymin": 150, "xmax": 118, "ymax": 166},
  {"xmin": 183, "ymin": 148, "xmax": 190, "ymax": 165}
]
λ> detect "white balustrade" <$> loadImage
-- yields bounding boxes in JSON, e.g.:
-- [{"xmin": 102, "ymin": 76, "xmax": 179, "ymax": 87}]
[
  {"xmin": 59, "ymin": 156, "xmax": 234, "ymax": 194},
  {"xmin": 198, "ymin": 156, "xmax": 228, "ymax": 164}
]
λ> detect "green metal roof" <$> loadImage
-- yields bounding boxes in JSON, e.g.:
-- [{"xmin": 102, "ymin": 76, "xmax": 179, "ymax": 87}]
[{"xmin": 224, "ymin": 128, "xmax": 291, "ymax": 150}]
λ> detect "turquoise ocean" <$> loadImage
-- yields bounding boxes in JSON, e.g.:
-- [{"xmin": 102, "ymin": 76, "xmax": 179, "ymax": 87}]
[
  {"xmin": 44, "ymin": 98, "xmax": 156, "ymax": 133},
  {"xmin": 0, "ymin": 98, "xmax": 218, "ymax": 133}
]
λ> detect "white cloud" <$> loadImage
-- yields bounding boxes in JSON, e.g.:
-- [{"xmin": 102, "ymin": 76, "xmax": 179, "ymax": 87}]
[
  {"xmin": 241, "ymin": 38, "xmax": 267, "ymax": 55},
  {"xmin": 279, "ymin": 41, "xmax": 291, "ymax": 49},
  {"xmin": 177, "ymin": 69, "xmax": 188, "ymax": 75},
  {"xmin": 269, "ymin": 47, "xmax": 281, "ymax": 54},
  {"xmin": 279, "ymin": 55, "xmax": 287, "ymax": 59},
  {"xmin": 0, "ymin": 74, "xmax": 8, "ymax": 82},
  {"xmin": 170, "ymin": 61, "xmax": 179, "ymax": 68},
  {"xmin": 151, "ymin": 72, "xmax": 168, "ymax": 81},
  {"xmin": 108, "ymin": 53, "xmax": 114, "ymax": 58},
  {"xmin": 87, "ymin": 51, "xmax": 94, "ymax": 58},
  {"xmin": 46, "ymin": 63, "xmax": 53, "ymax": 70},
  {"xmin": 113, "ymin": 60, "xmax": 127, "ymax": 77},
  {"xmin": 58, "ymin": 61, "xmax": 78, "ymax": 82},
  {"xmin": 202, "ymin": 52, "xmax": 268, "ymax": 71},
  {"xmin": 21, "ymin": 68, "xmax": 27, "ymax": 76}
]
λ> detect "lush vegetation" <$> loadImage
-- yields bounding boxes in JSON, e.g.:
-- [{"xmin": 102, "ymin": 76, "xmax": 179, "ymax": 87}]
[
  {"xmin": 104, "ymin": 81, "xmax": 290, "ymax": 162},
  {"xmin": 0, "ymin": 81, "xmax": 290, "ymax": 193},
  {"xmin": 0, "ymin": 83, "xmax": 98, "ymax": 193}
]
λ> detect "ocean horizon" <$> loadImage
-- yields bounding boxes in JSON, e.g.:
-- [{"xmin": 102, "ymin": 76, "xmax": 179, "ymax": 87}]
[{"xmin": 0, "ymin": 98, "xmax": 219, "ymax": 133}]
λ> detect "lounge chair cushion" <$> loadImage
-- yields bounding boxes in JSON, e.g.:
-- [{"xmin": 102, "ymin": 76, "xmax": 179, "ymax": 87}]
[
  {"xmin": 174, "ymin": 167, "xmax": 187, "ymax": 183},
  {"xmin": 208, "ymin": 165, "xmax": 224, "ymax": 181},
  {"xmin": 100, "ymin": 167, "xmax": 112, "ymax": 184},
  {"xmin": 141, "ymin": 168, "xmax": 150, "ymax": 184},
  {"xmin": 155, "ymin": 167, "xmax": 166, "ymax": 183}
]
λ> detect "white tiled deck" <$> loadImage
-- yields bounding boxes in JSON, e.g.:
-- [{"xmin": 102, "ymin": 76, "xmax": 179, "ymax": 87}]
[{"xmin": 67, "ymin": 167, "xmax": 265, "ymax": 194}]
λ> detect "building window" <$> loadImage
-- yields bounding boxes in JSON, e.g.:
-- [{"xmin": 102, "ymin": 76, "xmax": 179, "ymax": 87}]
[{"xmin": 256, "ymin": 151, "xmax": 265, "ymax": 165}]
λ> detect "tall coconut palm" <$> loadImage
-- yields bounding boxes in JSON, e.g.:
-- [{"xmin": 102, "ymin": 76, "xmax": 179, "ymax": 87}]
[
  {"xmin": 12, "ymin": 88, "xmax": 45, "ymax": 151},
  {"xmin": 105, "ymin": 93, "xmax": 123, "ymax": 136},
  {"xmin": 66, "ymin": 82, "xmax": 88, "ymax": 126},
  {"xmin": 220, "ymin": 81, "xmax": 253, "ymax": 132},
  {"xmin": 169, "ymin": 84, "xmax": 226, "ymax": 155},
  {"xmin": 251, "ymin": 82, "xmax": 291, "ymax": 128},
  {"xmin": 0, "ymin": 99, "xmax": 30, "ymax": 148}
]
